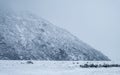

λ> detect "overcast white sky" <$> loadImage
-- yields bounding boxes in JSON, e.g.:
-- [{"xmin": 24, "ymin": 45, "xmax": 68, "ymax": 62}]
[{"xmin": 1, "ymin": 0, "xmax": 120, "ymax": 61}]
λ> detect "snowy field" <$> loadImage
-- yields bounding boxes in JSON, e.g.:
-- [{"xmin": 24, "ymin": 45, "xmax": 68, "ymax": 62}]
[{"xmin": 0, "ymin": 61, "xmax": 120, "ymax": 75}]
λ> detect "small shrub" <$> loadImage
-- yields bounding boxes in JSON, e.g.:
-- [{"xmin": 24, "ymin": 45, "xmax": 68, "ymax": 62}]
[
  {"xmin": 76, "ymin": 62, "xmax": 79, "ymax": 64},
  {"xmin": 73, "ymin": 62, "xmax": 75, "ymax": 64},
  {"xmin": 26, "ymin": 60, "xmax": 34, "ymax": 64},
  {"xmin": 20, "ymin": 62, "xmax": 25, "ymax": 64}
]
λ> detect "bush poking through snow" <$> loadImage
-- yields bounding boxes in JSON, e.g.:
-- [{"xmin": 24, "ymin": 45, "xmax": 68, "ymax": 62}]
[{"xmin": 26, "ymin": 60, "xmax": 34, "ymax": 64}]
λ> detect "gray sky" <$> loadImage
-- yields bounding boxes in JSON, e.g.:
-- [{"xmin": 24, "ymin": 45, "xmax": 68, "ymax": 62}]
[{"xmin": 4, "ymin": 0, "xmax": 120, "ymax": 61}]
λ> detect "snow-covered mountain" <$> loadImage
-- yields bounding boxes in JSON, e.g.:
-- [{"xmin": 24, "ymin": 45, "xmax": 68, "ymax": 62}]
[{"xmin": 0, "ymin": 10, "xmax": 110, "ymax": 61}]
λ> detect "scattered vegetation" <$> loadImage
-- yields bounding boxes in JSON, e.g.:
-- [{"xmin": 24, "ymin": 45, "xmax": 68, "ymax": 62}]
[{"xmin": 79, "ymin": 63, "xmax": 120, "ymax": 68}]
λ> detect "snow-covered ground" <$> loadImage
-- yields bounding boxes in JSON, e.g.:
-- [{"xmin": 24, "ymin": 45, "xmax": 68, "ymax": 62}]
[{"xmin": 0, "ymin": 61, "xmax": 120, "ymax": 75}]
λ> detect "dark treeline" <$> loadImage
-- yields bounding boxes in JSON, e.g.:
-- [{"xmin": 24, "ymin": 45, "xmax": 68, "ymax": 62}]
[{"xmin": 79, "ymin": 63, "xmax": 120, "ymax": 68}]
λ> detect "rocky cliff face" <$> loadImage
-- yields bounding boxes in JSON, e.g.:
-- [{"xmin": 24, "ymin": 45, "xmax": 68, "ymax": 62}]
[{"xmin": 0, "ymin": 10, "xmax": 110, "ymax": 60}]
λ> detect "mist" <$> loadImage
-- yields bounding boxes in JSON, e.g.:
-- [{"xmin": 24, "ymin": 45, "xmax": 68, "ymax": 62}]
[{"xmin": 1, "ymin": 0, "xmax": 120, "ymax": 61}]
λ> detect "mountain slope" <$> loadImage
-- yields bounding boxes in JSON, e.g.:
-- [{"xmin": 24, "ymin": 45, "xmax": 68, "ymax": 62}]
[{"xmin": 0, "ymin": 11, "xmax": 110, "ymax": 60}]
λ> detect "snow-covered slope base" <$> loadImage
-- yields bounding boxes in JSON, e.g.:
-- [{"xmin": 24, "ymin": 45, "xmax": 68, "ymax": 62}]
[{"xmin": 0, "ymin": 61, "xmax": 120, "ymax": 75}]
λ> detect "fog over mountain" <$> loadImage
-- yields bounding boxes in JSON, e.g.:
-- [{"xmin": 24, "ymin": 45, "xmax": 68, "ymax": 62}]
[{"xmin": 0, "ymin": 8, "xmax": 110, "ymax": 60}]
